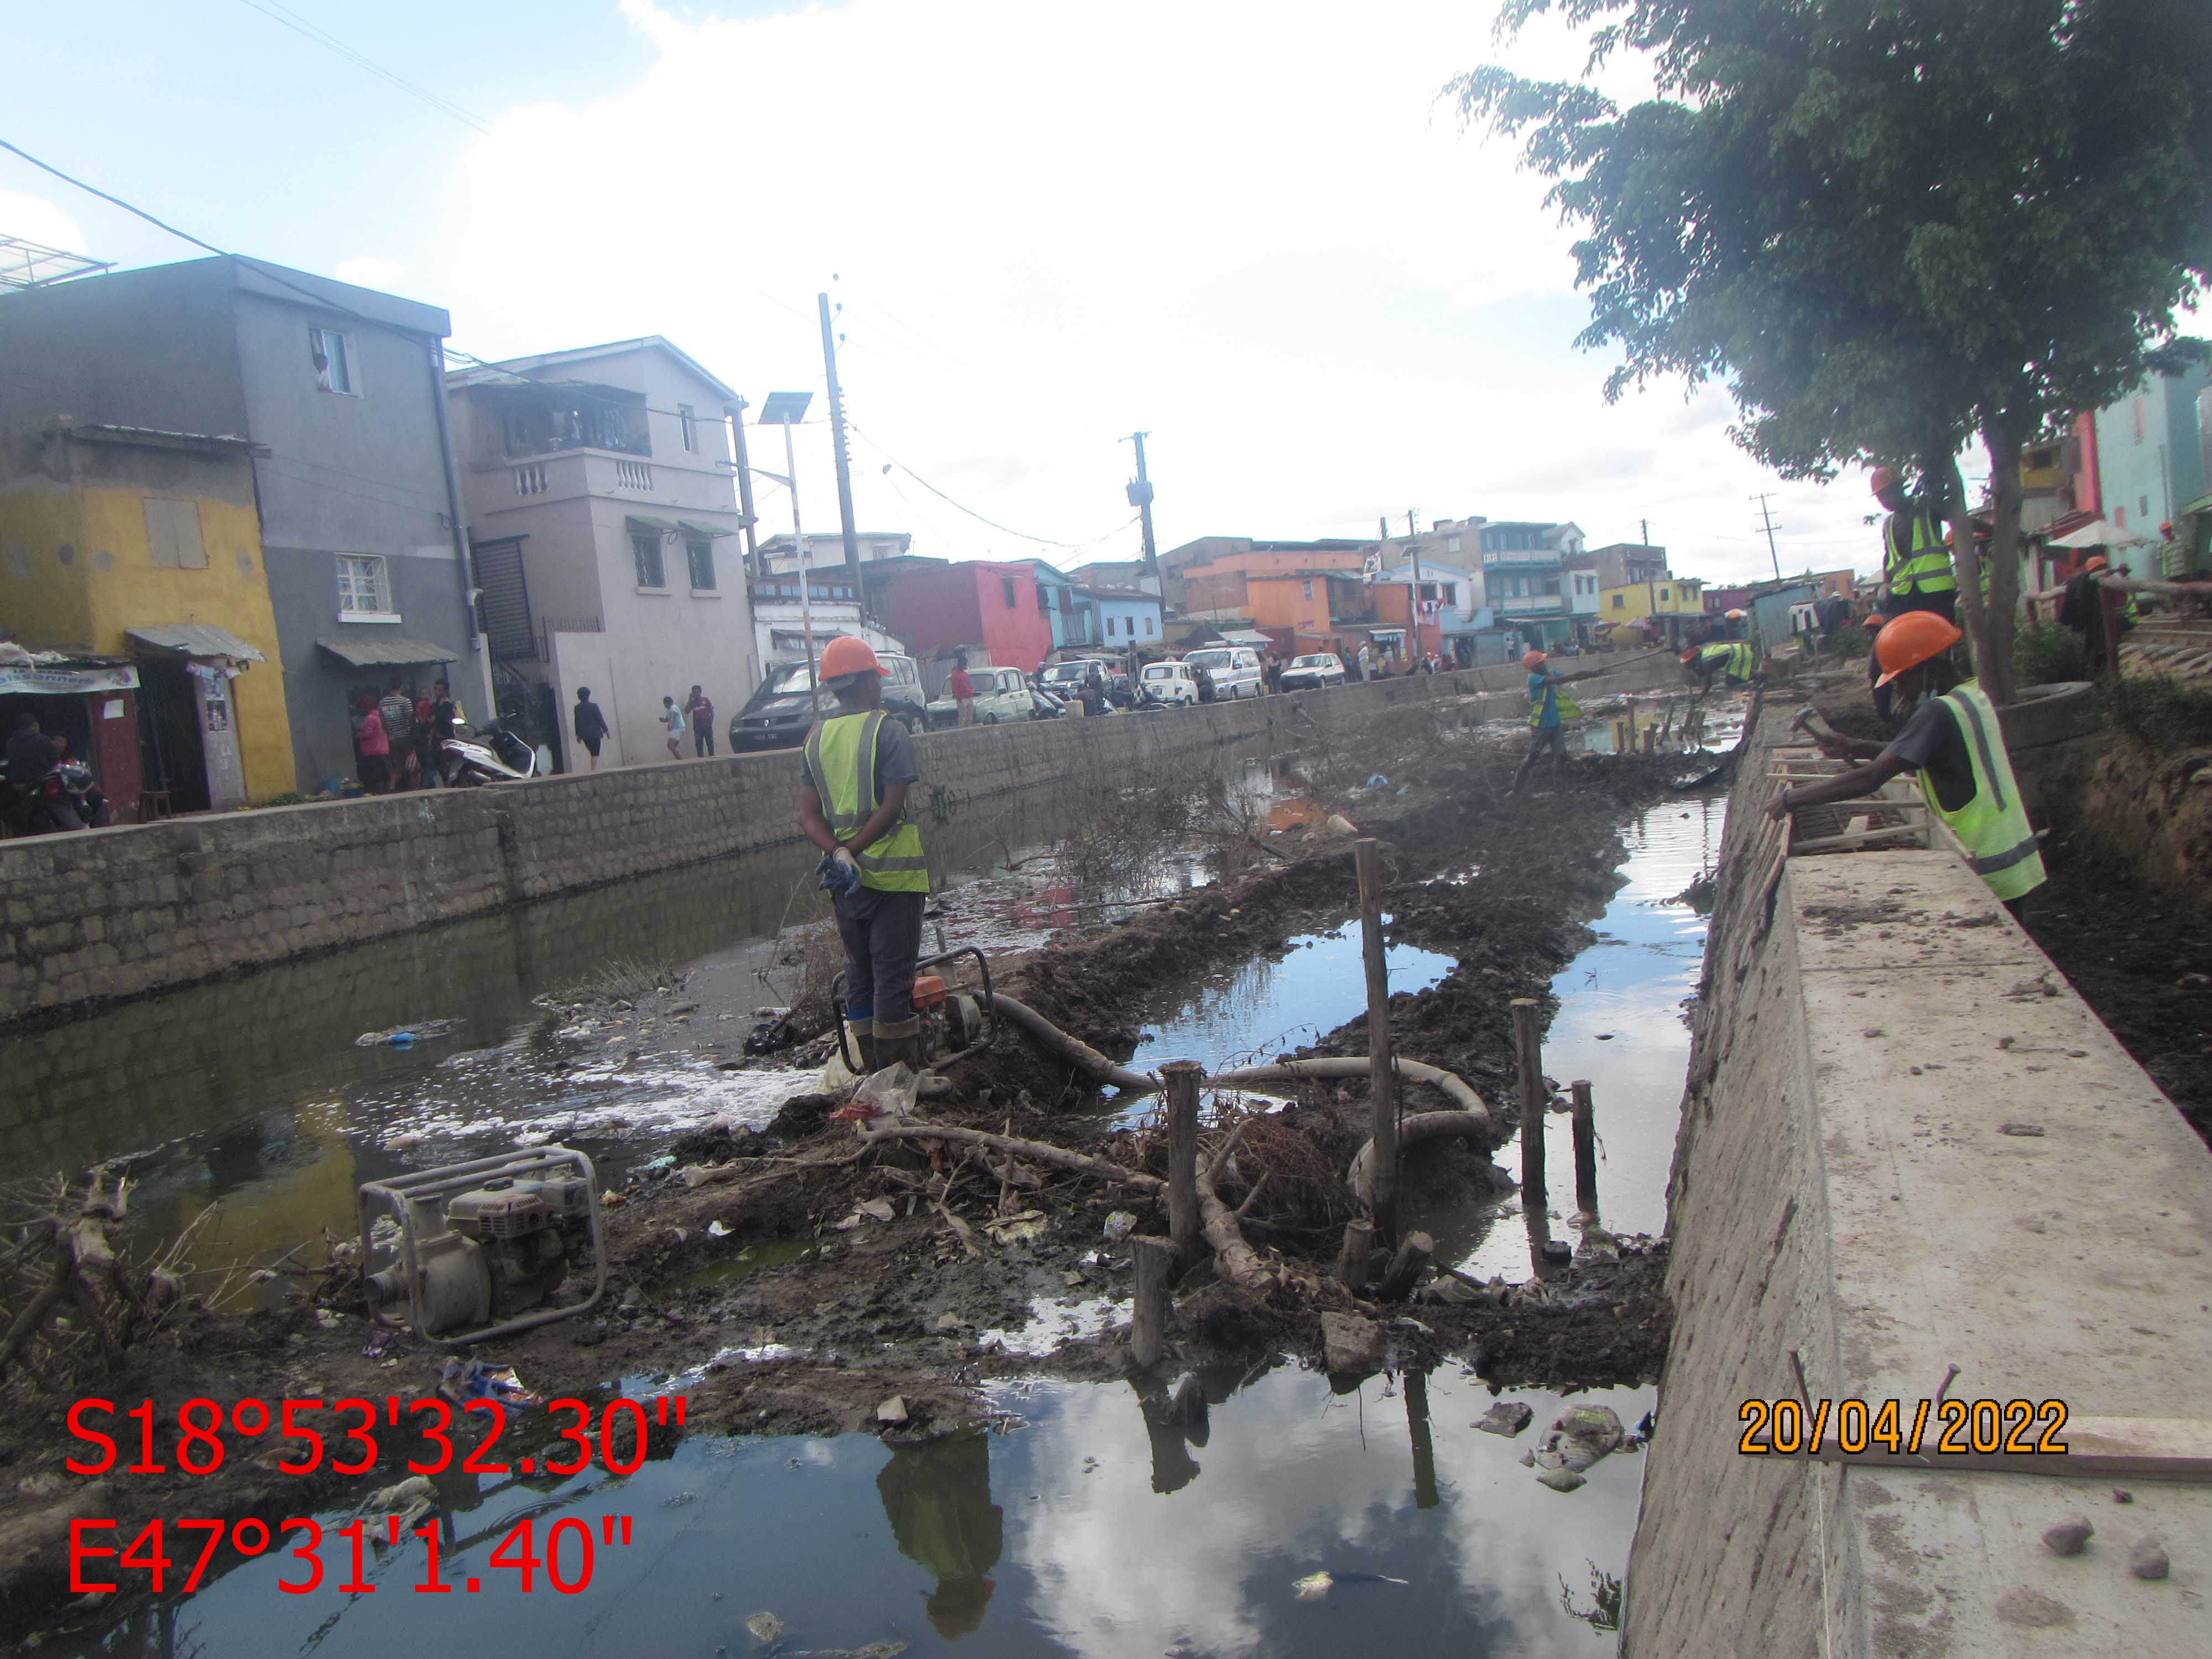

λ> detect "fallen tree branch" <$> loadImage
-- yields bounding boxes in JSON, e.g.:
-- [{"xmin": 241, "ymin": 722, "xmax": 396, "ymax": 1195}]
[
  {"xmin": 858, "ymin": 1121, "xmax": 1162, "ymax": 1192},
  {"xmin": 678, "ymin": 1149, "xmax": 870, "ymax": 1190}
]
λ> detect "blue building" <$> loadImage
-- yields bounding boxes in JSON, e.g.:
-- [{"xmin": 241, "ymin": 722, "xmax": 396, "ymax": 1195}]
[{"xmin": 1081, "ymin": 583, "xmax": 1162, "ymax": 649}]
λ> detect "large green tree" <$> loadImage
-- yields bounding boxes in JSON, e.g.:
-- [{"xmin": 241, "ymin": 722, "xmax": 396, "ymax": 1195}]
[{"xmin": 1455, "ymin": 0, "xmax": 2212, "ymax": 701}]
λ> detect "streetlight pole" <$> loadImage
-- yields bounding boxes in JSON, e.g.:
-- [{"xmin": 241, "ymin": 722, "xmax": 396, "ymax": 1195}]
[{"xmin": 759, "ymin": 391, "xmax": 817, "ymax": 691}]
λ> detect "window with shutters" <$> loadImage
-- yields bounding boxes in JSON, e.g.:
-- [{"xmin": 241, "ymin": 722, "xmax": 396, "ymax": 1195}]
[
  {"xmin": 310, "ymin": 326, "xmax": 358, "ymax": 395},
  {"xmin": 143, "ymin": 498, "xmax": 208, "ymax": 570}
]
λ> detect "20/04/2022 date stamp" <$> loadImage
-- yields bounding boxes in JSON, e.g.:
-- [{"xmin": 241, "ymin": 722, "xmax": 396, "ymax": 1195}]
[{"xmin": 1739, "ymin": 1397, "xmax": 2070, "ymax": 1458}]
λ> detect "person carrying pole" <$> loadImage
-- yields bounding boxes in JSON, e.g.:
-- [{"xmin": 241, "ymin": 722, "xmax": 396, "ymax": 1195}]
[
  {"xmin": 1766, "ymin": 612, "xmax": 2045, "ymax": 914},
  {"xmin": 798, "ymin": 636, "xmax": 931, "ymax": 1072},
  {"xmin": 1510, "ymin": 648, "xmax": 1605, "ymax": 793}
]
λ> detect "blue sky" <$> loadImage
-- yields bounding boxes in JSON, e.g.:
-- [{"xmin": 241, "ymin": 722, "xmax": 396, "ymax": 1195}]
[{"xmin": 2, "ymin": 0, "xmax": 1888, "ymax": 581}]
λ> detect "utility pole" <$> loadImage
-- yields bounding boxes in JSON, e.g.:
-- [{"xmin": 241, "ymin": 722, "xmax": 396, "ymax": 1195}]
[
  {"xmin": 1640, "ymin": 517, "xmax": 1650, "ymax": 547},
  {"xmin": 1752, "ymin": 493, "xmax": 1782, "ymax": 581},
  {"xmin": 724, "ymin": 401, "xmax": 763, "ymax": 582},
  {"xmin": 818, "ymin": 291, "xmax": 862, "ymax": 585},
  {"xmin": 1124, "ymin": 432, "xmax": 1160, "ymax": 589},
  {"xmin": 1406, "ymin": 510, "xmax": 1418, "ymax": 536}
]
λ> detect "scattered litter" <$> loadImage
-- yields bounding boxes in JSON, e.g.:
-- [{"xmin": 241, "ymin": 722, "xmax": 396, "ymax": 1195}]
[
  {"xmin": 2130, "ymin": 1536, "xmax": 2170, "ymax": 1580},
  {"xmin": 664, "ymin": 1491, "xmax": 697, "ymax": 1508},
  {"xmin": 356, "ymin": 1019, "xmax": 465, "ymax": 1048},
  {"xmin": 1474, "ymin": 1401, "xmax": 1534, "ymax": 1438},
  {"xmin": 1322, "ymin": 813, "xmax": 1359, "ymax": 839},
  {"xmin": 602, "ymin": 1188, "xmax": 627, "ymax": 1208},
  {"xmin": 2042, "ymin": 1517, "xmax": 2093, "ymax": 1556},
  {"xmin": 438, "ymin": 1358, "xmax": 536, "ymax": 1407},
  {"xmin": 707, "ymin": 1219, "xmax": 732, "ymax": 1238},
  {"xmin": 641, "ymin": 1154, "xmax": 677, "ymax": 1172},
  {"xmin": 360, "ymin": 1327, "xmax": 403, "ymax": 1361},
  {"xmin": 1102, "ymin": 1211, "xmax": 1139, "ymax": 1243},
  {"xmin": 832, "ymin": 1063, "xmax": 921, "ymax": 1124},
  {"xmin": 360, "ymin": 1475, "xmax": 436, "ymax": 1527},
  {"xmin": 877, "ymin": 1395, "xmax": 909, "ymax": 1426},
  {"xmin": 1291, "ymin": 1569, "xmax": 1409, "ymax": 1600},
  {"xmin": 1364, "ymin": 774, "xmax": 1389, "ymax": 789},
  {"xmin": 745, "ymin": 1610, "xmax": 786, "ymax": 1645},
  {"xmin": 985, "ymin": 1209, "xmax": 1047, "ymax": 1245},
  {"xmin": 384, "ymin": 1130, "xmax": 430, "ymax": 1150},
  {"xmin": 1997, "ymin": 1123, "xmax": 2047, "ymax": 1138},
  {"xmin": 2114, "ymin": 1489, "xmax": 2135, "ymax": 1504}
]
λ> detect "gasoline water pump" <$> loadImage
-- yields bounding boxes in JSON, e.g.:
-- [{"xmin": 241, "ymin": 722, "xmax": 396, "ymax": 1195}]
[
  {"xmin": 358, "ymin": 1146, "xmax": 607, "ymax": 1345},
  {"xmin": 830, "ymin": 945, "xmax": 994, "ymax": 1073}
]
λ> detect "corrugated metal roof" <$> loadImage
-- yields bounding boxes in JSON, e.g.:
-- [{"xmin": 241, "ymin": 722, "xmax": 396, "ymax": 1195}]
[
  {"xmin": 124, "ymin": 623, "xmax": 268, "ymax": 661},
  {"xmin": 316, "ymin": 634, "xmax": 458, "ymax": 667}
]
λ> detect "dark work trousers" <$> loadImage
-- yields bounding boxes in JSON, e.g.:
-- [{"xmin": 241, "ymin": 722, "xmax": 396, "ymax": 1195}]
[
  {"xmin": 834, "ymin": 887, "xmax": 927, "ymax": 1038},
  {"xmin": 692, "ymin": 723, "xmax": 715, "ymax": 757},
  {"xmin": 1511, "ymin": 723, "xmax": 1568, "ymax": 789}
]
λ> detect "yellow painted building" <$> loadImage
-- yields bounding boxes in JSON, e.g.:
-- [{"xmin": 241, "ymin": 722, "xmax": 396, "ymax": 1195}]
[
  {"xmin": 1599, "ymin": 575, "xmax": 1706, "ymax": 623},
  {"xmin": 0, "ymin": 422, "xmax": 295, "ymax": 802}
]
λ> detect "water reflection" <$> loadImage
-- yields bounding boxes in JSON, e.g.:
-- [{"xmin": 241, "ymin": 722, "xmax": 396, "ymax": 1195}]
[{"xmin": 50, "ymin": 1366, "xmax": 1653, "ymax": 1659}]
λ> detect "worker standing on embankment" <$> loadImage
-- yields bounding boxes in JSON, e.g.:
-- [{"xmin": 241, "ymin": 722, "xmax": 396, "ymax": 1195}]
[
  {"xmin": 1767, "ymin": 612, "xmax": 2046, "ymax": 914},
  {"xmin": 798, "ymin": 637, "xmax": 931, "ymax": 1073}
]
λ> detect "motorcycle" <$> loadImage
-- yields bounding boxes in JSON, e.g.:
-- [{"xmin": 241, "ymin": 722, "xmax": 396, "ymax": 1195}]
[
  {"xmin": 440, "ymin": 718, "xmax": 538, "ymax": 787},
  {"xmin": 6, "ymin": 765, "xmax": 90, "ymax": 833}
]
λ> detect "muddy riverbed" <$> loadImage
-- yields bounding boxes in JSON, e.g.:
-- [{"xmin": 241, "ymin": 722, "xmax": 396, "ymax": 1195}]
[{"xmin": 0, "ymin": 693, "xmax": 1738, "ymax": 1650}]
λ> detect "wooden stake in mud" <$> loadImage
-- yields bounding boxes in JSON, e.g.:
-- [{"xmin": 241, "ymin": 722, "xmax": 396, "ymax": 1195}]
[
  {"xmin": 1355, "ymin": 839, "xmax": 1400, "ymax": 1244},
  {"xmin": 1406, "ymin": 1368, "xmax": 1441, "ymax": 1509},
  {"xmin": 1512, "ymin": 998, "xmax": 1547, "ymax": 1219},
  {"xmin": 1571, "ymin": 1078, "xmax": 1599, "ymax": 1218},
  {"xmin": 1130, "ymin": 1236, "xmax": 1176, "ymax": 1369},
  {"xmin": 1335, "ymin": 1218, "xmax": 1375, "ymax": 1291},
  {"xmin": 1161, "ymin": 1060, "xmax": 1204, "ymax": 1264}
]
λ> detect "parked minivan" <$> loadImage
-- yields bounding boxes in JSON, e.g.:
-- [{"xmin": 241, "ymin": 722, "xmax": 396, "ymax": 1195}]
[
  {"xmin": 1183, "ymin": 646, "xmax": 1263, "ymax": 701},
  {"xmin": 925, "ymin": 665, "xmax": 1032, "ymax": 727},
  {"xmin": 729, "ymin": 649, "xmax": 926, "ymax": 751}
]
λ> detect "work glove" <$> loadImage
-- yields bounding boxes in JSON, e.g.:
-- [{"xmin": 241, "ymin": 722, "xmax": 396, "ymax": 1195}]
[{"xmin": 817, "ymin": 847, "xmax": 863, "ymax": 899}]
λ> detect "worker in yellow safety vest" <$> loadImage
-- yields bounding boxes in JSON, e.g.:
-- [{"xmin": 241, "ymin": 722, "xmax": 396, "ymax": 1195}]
[
  {"xmin": 799, "ymin": 635, "xmax": 932, "ymax": 1072},
  {"xmin": 1869, "ymin": 465, "xmax": 1958, "ymax": 624},
  {"xmin": 1681, "ymin": 640, "xmax": 1755, "ymax": 690},
  {"xmin": 1767, "ymin": 612, "xmax": 2045, "ymax": 914}
]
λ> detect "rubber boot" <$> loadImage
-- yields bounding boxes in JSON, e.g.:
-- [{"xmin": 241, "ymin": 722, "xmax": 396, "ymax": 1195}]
[
  {"xmin": 875, "ymin": 1032, "xmax": 924, "ymax": 1073},
  {"xmin": 853, "ymin": 1029, "xmax": 880, "ymax": 1074}
]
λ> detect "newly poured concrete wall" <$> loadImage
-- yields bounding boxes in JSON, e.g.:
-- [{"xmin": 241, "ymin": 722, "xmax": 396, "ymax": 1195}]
[
  {"xmin": 1626, "ymin": 707, "xmax": 2212, "ymax": 1656},
  {"xmin": 0, "ymin": 651, "xmax": 1690, "ymax": 1021}
]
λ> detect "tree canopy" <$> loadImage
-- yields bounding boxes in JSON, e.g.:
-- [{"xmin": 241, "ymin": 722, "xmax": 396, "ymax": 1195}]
[{"xmin": 1455, "ymin": 0, "xmax": 2212, "ymax": 479}]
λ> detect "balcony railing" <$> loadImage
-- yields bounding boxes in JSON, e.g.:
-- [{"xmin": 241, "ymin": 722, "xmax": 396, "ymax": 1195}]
[
  {"xmin": 1480, "ymin": 548, "xmax": 1562, "ymax": 567},
  {"xmin": 513, "ymin": 463, "xmax": 548, "ymax": 497},
  {"xmin": 613, "ymin": 459, "xmax": 654, "ymax": 491},
  {"xmin": 1494, "ymin": 593, "xmax": 1566, "ymax": 613}
]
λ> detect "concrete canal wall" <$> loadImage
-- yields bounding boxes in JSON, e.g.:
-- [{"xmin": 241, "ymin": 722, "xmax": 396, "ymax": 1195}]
[
  {"xmin": 1625, "ymin": 706, "xmax": 2212, "ymax": 1657},
  {"xmin": 0, "ymin": 651, "xmax": 1688, "ymax": 1022}
]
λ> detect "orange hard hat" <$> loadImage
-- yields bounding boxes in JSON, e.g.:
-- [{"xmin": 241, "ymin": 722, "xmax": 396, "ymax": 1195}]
[
  {"xmin": 1725, "ymin": 608, "xmax": 1747, "ymax": 620},
  {"xmin": 818, "ymin": 635, "xmax": 885, "ymax": 680},
  {"xmin": 1521, "ymin": 649, "xmax": 1547, "ymax": 670},
  {"xmin": 1869, "ymin": 465, "xmax": 1902, "ymax": 496},
  {"xmin": 2082, "ymin": 554, "xmax": 2109, "ymax": 573},
  {"xmin": 1861, "ymin": 612, "xmax": 1885, "ymax": 629},
  {"xmin": 1679, "ymin": 648, "xmax": 1699, "ymax": 664},
  {"xmin": 1873, "ymin": 611, "xmax": 1961, "ymax": 686}
]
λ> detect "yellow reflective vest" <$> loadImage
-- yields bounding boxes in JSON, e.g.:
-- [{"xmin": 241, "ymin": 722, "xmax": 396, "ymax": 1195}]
[
  {"xmin": 804, "ymin": 710, "xmax": 929, "ymax": 893},
  {"xmin": 1697, "ymin": 641, "xmax": 1754, "ymax": 679},
  {"xmin": 1885, "ymin": 508, "xmax": 1958, "ymax": 598},
  {"xmin": 1914, "ymin": 682, "xmax": 2045, "ymax": 902}
]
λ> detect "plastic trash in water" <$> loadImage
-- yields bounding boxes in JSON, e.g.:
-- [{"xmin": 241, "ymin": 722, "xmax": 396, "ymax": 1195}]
[
  {"xmin": 1365, "ymin": 774, "xmax": 1389, "ymax": 789},
  {"xmin": 438, "ymin": 1357, "xmax": 536, "ymax": 1407}
]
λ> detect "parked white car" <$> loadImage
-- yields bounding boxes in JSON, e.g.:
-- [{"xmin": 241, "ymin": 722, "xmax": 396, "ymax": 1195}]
[
  {"xmin": 1278, "ymin": 653, "xmax": 1347, "ymax": 692},
  {"xmin": 926, "ymin": 665, "xmax": 1034, "ymax": 727},
  {"xmin": 1138, "ymin": 661, "xmax": 1201, "ymax": 706},
  {"xmin": 1183, "ymin": 646, "xmax": 1264, "ymax": 700}
]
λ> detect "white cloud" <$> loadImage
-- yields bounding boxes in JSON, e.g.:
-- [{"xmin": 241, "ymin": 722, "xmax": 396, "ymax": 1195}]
[
  {"xmin": 430, "ymin": 0, "xmax": 1880, "ymax": 583},
  {"xmin": 334, "ymin": 255, "xmax": 410, "ymax": 293},
  {"xmin": 0, "ymin": 190, "xmax": 91, "ymax": 260}
]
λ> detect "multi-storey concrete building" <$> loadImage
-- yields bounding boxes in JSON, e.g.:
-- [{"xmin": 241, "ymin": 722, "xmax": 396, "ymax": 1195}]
[
  {"xmin": 447, "ymin": 337, "xmax": 753, "ymax": 769},
  {"xmin": 0, "ymin": 255, "xmax": 488, "ymax": 794}
]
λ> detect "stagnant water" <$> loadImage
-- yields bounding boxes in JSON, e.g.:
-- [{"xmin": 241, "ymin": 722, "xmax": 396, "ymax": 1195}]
[{"xmin": 56, "ymin": 1366, "xmax": 1654, "ymax": 1659}]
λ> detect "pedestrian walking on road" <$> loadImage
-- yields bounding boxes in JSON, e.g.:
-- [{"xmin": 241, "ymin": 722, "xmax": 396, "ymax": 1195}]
[
  {"xmin": 1510, "ymin": 649, "xmax": 1604, "ymax": 794},
  {"xmin": 797, "ymin": 637, "xmax": 929, "ymax": 1074},
  {"xmin": 948, "ymin": 655, "xmax": 977, "ymax": 727},
  {"xmin": 572, "ymin": 686, "xmax": 609, "ymax": 771},
  {"xmin": 1768, "ymin": 612, "xmax": 2046, "ymax": 915},
  {"xmin": 660, "ymin": 695, "xmax": 686, "ymax": 759},
  {"xmin": 686, "ymin": 684, "xmax": 716, "ymax": 756}
]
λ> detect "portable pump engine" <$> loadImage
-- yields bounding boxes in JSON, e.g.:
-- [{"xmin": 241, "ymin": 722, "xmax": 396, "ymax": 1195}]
[
  {"xmin": 358, "ymin": 1146, "xmax": 607, "ymax": 1345},
  {"xmin": 829, "ymin": 945, "xmax": 995, "ymax": 1074}
]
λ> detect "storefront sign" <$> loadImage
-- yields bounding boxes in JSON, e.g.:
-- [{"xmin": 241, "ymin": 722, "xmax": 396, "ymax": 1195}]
[{"xmin": 0, "ymin": 664, "xmax": 140, "ymax": 696}]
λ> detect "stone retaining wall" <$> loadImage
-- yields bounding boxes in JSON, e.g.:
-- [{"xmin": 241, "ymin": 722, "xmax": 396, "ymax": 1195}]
[{"xmin": 1, "ymin": 651, "xmax": 1686, "ymax": 1022}]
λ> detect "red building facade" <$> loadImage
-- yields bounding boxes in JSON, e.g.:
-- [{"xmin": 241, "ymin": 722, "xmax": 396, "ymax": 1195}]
[{"xmin": 871, "ymin": 560, "xmax": 1056, "ymax": 673}]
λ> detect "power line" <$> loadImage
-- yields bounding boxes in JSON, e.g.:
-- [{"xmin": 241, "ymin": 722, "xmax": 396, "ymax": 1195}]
[
  {"xmin": 232, "ymin": 0, "xmax": 492, "ymax": 134},
  {"xmin": 844, "ymin": 419, "xmax": 1126, "ymax": 551}
]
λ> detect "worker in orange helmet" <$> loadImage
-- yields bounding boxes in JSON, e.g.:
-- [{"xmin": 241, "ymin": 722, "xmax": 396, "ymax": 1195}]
[
  {"xmin": 1869, "ymin": 463, "xmax": 1959, "ymax": 624},
  {"xmin": 2057, "ymin": 552, "xmax": 2120, "ymax": 673},
  {"xmin": 1510, "ymin": 647, "xmax": 1606, "ymax": 793},
  {"xmin": 1768, "ymin": 612, "xmax": 2045, "ymax": 914},
  {"xmin": 797, "ymin": 635, "xmax": 930, "ymax": 1073}
]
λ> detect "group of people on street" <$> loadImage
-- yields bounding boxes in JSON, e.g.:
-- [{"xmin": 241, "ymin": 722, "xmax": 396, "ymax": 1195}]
[
  {"xmin": 657, "ymin": 685, "xmax": 717, "ymax": 760},
  {"xmin": 351, "ymin": 677, "xmax": 457, "ymax": 793}
]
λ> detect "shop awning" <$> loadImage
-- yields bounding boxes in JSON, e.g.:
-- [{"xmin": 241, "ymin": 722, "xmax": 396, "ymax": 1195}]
[
  {"xmin": 1219, "ymin": 629, "xmax": 1272, "ymax": 648},
  {"xmin": 316, "ymin": 634, "xmax": 458, "ymax": 667},
  {"xmin": 125, "ymin": 623, "xmax": 267, "ymax": 662}
]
